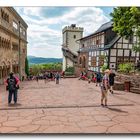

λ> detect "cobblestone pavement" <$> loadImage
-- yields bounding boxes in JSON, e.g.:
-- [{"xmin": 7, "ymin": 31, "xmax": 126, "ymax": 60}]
[{"xmin": 0, "ymin": 78, "xmax": 140, "ymax": 133}]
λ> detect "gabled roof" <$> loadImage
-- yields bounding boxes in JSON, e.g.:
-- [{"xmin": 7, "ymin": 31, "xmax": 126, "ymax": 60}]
[{"xmin": 79, "ymin": 21, "xmax": 113, "ymax": 41}]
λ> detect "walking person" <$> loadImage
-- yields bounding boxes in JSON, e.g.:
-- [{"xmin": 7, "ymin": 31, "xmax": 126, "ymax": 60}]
[
  {"xmin": 55, "ymin": 72, "xmax": 60, "ymax": 84},
  {"xmin": 109, "ymin": 69, "xmax": 116, "ymax": 94},
  {"xmin": 5, "ymin": 72, "xmax": 20, "ymax": 104},
  {"xmin": 96, "ymin": 71, "xmax": 102, "ymax": 86},
  {"xmin": 100, "ymin": 69, "xmax": 110, "ymax": 107}
]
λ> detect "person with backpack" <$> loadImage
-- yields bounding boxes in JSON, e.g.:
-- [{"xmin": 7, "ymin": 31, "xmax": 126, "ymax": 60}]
[
  {"xmin": 5, "ymin": 72, "xmax": 20, "ymax": 104},
  {"xmin": 55, "ymin": 72, "xmax": 60, "ymax": 84},
  {"xmin": 100, "ymin": 69, "xmax": 110, "ymax": 107}
]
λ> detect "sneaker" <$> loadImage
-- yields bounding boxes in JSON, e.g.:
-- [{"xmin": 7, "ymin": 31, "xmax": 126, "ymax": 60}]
[
  {"xmin": 105, "ymin": 104, "xmax": 108, "ymax": 107},
  {"xmin": 101, "ymin": 104, "xmax": 104, "ymax": 106}
]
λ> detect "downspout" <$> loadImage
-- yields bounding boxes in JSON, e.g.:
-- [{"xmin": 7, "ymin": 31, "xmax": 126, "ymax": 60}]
[{"xmin": 18, "ymin": 21, "xmax": 21, "ymax": 80}]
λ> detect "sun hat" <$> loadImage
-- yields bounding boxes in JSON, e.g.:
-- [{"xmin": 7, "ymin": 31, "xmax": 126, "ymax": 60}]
[{"xmin": 104, "ymin": 69, "xmax": 110, "ymax": 73}]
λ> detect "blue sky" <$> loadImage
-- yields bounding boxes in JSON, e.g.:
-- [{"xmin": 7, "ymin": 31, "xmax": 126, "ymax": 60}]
[{"xmin": 15, "ymin": 7, "xmax": 114, "ymax": 58}]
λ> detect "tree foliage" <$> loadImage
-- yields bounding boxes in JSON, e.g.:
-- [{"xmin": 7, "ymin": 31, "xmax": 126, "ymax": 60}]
[
  {"xmin": 30, "ymin": 63, "xmax": 62, "ymax": 76},
  {"xmin": 25, "ymin": 57, "xmax": 30, "ymax": 76},
  {"xmin": 111, "ymin": 7, "xmax": 140, "ymax": 52},
  {"xmin": 118, "ymin": 63, "xmax": 134, "ymax": 74}
]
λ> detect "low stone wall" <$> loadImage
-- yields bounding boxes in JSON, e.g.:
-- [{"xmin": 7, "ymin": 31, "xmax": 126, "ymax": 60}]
[{"xmin": 115, "ymin": 73, "xmax": 140, "ymax": 88}]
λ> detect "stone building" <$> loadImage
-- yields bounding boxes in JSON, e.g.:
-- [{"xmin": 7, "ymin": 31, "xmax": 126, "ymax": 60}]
[
  {"xmin": 62, "ymin": 24, "xmax": 83, "ymax": 71},
  {"xmin": 75, "ymin": 21, "xmax": 140, "ymax": 75},
  {"xmin": 0, "ymin": 7, "xmax": 28, "ymax": 84}
]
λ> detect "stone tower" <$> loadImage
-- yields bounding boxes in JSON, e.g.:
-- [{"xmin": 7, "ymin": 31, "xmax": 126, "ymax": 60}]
[{"xmin": 62, "ymin": 24, "xmax": 83, "ymax": 71}]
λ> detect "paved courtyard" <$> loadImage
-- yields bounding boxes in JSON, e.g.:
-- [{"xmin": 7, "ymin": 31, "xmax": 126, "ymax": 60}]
[{"xmin": 0, "ymin": 78, "xmax": 140, "ymax": 133}]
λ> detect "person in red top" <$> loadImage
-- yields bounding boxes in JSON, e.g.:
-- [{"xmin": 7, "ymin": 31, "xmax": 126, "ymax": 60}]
[{"xmin": 5, "ymin": 72, "xmax": 20, "ymax": 104}]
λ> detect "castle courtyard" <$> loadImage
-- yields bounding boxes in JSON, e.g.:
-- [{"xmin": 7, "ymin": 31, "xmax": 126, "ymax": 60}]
[{"xmin": 0, "ymin": 78, "xmax": 140, "ymax": 133}]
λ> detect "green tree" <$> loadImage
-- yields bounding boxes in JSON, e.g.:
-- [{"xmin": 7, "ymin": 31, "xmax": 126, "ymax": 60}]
[
  {"xmin": 111, "ymin": 7, "xmax": 140, "ymax": 52},
  {"xmin": 25, "ymin": 57, "xmax": 30, "ymax": 76}
]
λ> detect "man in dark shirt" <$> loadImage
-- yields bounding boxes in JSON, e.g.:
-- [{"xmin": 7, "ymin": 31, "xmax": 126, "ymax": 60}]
[{"xmin": 109, "ymin": 69, "xmax": 116, "ymax": 94}]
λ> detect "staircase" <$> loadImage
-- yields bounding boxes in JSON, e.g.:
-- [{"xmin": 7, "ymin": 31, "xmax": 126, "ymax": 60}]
[{"xmin": 62, "ymin": 47, "xmax": 78, "ymax": 63}]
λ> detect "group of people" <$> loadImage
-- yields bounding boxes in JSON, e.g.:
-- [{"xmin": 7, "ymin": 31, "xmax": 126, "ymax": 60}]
[
  {"xmin": 5, "ymin": 69, "xmax": 115, "ymax": 107},
  {"xmin": 35, "ymin": 71, "xmax": 61, "ymax": 84},
  {"xmin": 79, "ymin": 69, "xmax": 116, "ymax": 107},
  {"xmin": 5, "ymin": 71, "xmax": 62, "ymax": 105}
]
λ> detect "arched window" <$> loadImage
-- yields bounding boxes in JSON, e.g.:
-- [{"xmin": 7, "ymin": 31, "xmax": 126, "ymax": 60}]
[
  {"xmin": 79, "ymin": 57, "xmax": 82, "ymax": 64},
  {"xmin": 82, "ymin": 56, "xmax": 86, "ymax": 68}
]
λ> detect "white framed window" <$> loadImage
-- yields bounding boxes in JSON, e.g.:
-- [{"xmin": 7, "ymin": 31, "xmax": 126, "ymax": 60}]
[{"xmin": 13, "ymin": 21, "xmax": 18, "ymax": 30}]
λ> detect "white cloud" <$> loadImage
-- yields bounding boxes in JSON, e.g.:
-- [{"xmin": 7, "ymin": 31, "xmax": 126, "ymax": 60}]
[{"xmin": 15, "ymin": 7, "xmax": 110, "ymax": 58}]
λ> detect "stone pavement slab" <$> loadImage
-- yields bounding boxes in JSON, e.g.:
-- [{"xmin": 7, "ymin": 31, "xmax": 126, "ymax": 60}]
[{"xmin": 0, "ymin": 78, "xmax": 140, "ymax": 133}]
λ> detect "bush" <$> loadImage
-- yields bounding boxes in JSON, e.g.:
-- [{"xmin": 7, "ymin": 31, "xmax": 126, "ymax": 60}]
[
  {"xmin": 65, "ymin": 66, "xmax": 74, "ymax": 74},
  {"xmin": 118, "ymin": 63, "xmax": 134, "ymax": 74},
  {"xmin": 101, "ymin": 64, "xmax": 108, "ymax": 72},
  {"xmin": 65, "ymin": 71, "xmax": 74, "ymax": 76}
]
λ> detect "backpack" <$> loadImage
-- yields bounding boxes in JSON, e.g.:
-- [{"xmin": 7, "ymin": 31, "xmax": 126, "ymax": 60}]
[
  {"xmin": 7, "ymin": 77, "xmax": 17, "ymax": 91},
  {"xmin": 56, "ymin": 74, "xmax": 59, "ymax": 79}
]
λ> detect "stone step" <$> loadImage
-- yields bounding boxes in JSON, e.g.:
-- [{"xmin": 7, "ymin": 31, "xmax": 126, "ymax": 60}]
[
  {"xmin": 113, "ymin": 81, "xmax": 124, "ymax": 91},
  {"xmin": 130, "ymin": 88, "xmax": 140, "ymax": 94}
]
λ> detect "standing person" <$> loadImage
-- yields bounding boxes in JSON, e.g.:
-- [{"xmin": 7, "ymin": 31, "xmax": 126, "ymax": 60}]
[
  {"xmin": 109, "ymin": 69, "xmax": 116, "ymax": 94},
  {"xmin": 96, "ymin": 71, "xmax": 102, "ymax": 86},
  {"xmin": 36, "ymin": 75, "xmax": 39, "ymax": 83},
  {"xmin": 43, "ymin": 73, "xmax": 47, "ymax": 84},
  {"xmin": 62, "ymin": 71, "xmax": 65, "ymax": 78},
  {"xmin": 100, "ymin": 69, "xmax": 110, "ymax": 107},
  {"xmin": 79, "ymin": 71, "xmax": 83, "ymax": 80},
  {"xmin": 5, "ymin": 72, "xmax": 20, "ymax": 104},
  {"xmin": 55, "ymin": 72, "xmax": 60, "ymax": 84}
]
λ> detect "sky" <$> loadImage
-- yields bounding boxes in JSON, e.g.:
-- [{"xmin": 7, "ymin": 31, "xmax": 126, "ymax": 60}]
[{"xmin": 14, "ymin": 7, "xmax": 114, "ymax": 58}]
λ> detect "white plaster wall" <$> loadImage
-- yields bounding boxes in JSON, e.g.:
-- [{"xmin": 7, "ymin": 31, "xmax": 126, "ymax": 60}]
[
  {"xmin": 110, "ymin": 57, "xmax": 116, "ymax": 62},
  {"xmin": 67, "ymin": 58, "xmax": 73, "ymax": 68},
  {"xmin": 67, "ymin": 31, "xmax": 82, "ymax": 54},
  {"xmin": 110, "ymin": 49, "xmax": 116, "ymax": 56}
]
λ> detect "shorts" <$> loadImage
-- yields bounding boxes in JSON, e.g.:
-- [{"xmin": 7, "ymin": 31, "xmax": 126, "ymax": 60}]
[{"xmin": 101, "ymin": 87, "xmax": 108, "ymax": 100}]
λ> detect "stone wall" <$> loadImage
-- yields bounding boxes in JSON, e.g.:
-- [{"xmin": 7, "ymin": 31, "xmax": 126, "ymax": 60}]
[{"xmin": 115, "ymin": 73, "xmax": 140, "ymax": 88}]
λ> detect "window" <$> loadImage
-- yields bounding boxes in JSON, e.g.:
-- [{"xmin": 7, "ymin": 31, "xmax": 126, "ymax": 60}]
[
  {"xmin": 129, "ymin": 36, "xmax": 133, "ymax": 44},
  {"xmin": 82, "ymin": 44, "xmax": 84, "ymax": 48},
  {"xmin": 79, "ymin": 57, "xmax": 82, "ymax": 64},
  {"xmin": 23, "ymin": 30, "xmax": 26, "ymax": 36},
  {"xmin": 1, "ymin": 9, "xmax": 9, "ymax": 23},
  {"xmin": 20, "ymin": 27, "xmax": 22, "ymax": 33},
  {"xmin": 73, "ymin": 35, "xmax": 76, "ymax": 39},
  {"xmin": 96, "ymin": 40, "xmax": 99, "ymax": 45},
  {"xmin": 13, "ymin": 21, "xmax": 18, "ymax": 30},
  {"xmin": 23, "ymin": 49, "xmax": 25, "ymax": 53}
]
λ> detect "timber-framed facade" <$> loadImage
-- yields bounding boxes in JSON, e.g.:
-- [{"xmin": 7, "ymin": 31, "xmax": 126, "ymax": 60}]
[{"xmin": 76, "ymin": 21, "xmax": 140, "ymax": 74}]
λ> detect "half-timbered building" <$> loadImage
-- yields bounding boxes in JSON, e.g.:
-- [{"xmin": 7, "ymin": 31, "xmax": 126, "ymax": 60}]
[{"xmin": 76, "ymin": 21, "xmax": 140, "ymax": 74}]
